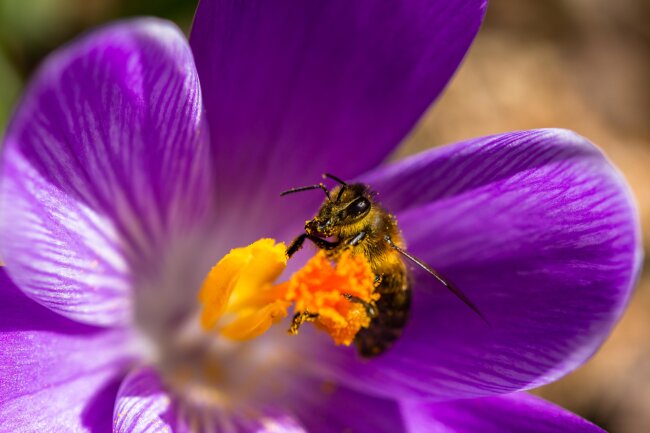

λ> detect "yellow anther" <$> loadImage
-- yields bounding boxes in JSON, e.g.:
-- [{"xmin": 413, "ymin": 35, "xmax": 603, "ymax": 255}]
[{"xmin": 198, "ymin": 239, "xmax": 290, "ymax": 340}]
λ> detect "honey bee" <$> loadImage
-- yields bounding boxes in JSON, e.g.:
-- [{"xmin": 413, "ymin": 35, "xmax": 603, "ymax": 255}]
[{"xmin": 281, "ymin": 174, "xmax": 486, "ymax": 357}]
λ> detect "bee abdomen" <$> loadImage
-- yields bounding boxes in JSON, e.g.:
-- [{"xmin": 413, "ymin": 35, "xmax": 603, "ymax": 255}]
[{"xmin": 354, "ymin": 274, "xmax": 411, "ymax": 358}]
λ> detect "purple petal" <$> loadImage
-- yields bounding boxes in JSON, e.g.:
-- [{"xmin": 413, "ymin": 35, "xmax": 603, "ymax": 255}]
[
  {"xmin": 402, "ymin": 393, "xmax": 606, "ymax": 433},
  {"xmin": 0, "ymin": 269, "xmax": 134, "ymax": 432},
  {"xmin": 0, "ymin": 19, "xmax": 214, "ymax": 326},
  {"xmin": 113, "ymin": 367, "xmax": 178, "ymax": 433},
  {"xmin": 190, "ymin": 0, "xmax": 487, "ymax": 244},
  {"xmin": 307, "ymin": 129, "xmax": 641, "ymax": 400},
  {"xmin": 267, "ymin": 371, "xmax": 406, "ymax": 433},
  {"xmin": 114, "ymin": 366, "xmax": 306, "ymax": 433}
]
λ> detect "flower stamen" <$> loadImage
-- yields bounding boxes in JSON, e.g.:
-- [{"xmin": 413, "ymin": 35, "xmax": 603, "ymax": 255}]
[
  {"xmin": 198, "ymin": 239, "xmax": 290, "ymax": 340},
  {"xmin": 198, "ymin": 239, "xmax": 378, "ymax": 346}
]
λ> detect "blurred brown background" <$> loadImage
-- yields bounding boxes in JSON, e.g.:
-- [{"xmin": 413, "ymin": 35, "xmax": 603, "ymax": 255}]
[{"xmin": 1, "ymin": 1, "xmax": 648, "ymax": 432}]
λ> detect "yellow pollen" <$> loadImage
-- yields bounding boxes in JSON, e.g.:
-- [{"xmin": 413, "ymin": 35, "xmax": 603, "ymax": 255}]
[{"xmin": 198, "ymin": 239, "xmax": 378, "ymax": 346}]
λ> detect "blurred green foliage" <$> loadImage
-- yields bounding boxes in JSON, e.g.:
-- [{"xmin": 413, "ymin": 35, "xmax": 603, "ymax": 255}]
[
  {"xmin": 0, "ymin": 0, "xmax": 196, "ymax": 133},
  {"xmin": 0, "ymin": 45, "xmax": 20, "ymax": 133}
]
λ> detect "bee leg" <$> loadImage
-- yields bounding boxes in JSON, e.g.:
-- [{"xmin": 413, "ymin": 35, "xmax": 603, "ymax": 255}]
[
  {"xmin": 288, "ymin": 311, "xmax": 318, "ymax": 335},
  {"xmin": 343, "ymin": 294, "xmax": 378, "ymax": 318},
  {"xmin": 307, "ymin": 235, "xmax": 340, "ymax": 250},
  {"xmin": 347, "ymin": 231, "xmax": 366, "ymax": 247},
  {"xmin": 287, "ymin": 234, "xmax": 308, "ymax": 258},
  {"xmin": 287, "ymin": 234, "xmax": 340, "ymax": 258}
]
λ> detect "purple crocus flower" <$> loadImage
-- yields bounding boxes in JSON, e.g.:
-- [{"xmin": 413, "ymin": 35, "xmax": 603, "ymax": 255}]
[{"xmin": 0, "ymin": 0, "xmax": 641, "ymax": 432}]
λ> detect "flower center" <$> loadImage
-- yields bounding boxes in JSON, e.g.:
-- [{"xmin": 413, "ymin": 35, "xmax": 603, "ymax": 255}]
[{"xmin": 198, "ymin": 238, "xmax": 378, "ymax": 346}]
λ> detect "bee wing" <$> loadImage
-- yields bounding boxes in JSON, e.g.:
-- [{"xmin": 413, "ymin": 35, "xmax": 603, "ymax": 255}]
[{"xmin": 386, "ymin": 238, "xmax": 490, "ymax": 325}]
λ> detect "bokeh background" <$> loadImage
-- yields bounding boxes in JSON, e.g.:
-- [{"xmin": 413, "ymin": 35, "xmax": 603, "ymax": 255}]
[{"xmin": 0, "ymin": 1, "xmax": 648, "ymax": 431}]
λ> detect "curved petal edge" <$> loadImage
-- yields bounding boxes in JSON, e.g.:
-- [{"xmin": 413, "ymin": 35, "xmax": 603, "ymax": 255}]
[{"xmin": 401, "ymin": 393, "xmax": 606, "ymax": 433}]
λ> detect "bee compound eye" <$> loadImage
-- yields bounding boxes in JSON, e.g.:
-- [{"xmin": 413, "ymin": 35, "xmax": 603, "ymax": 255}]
[{"xmin": 351, "ymin": 198, "xmax": 370, "ymax": 215}]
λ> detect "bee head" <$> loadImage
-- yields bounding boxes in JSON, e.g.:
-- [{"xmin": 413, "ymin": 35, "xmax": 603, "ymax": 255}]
[{"xmin": 305, "ymin": 183, "xmax": 373, "ymax": 238}]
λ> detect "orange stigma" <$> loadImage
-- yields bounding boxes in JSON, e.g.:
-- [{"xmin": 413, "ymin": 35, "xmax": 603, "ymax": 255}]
[{"xmin": 278, "ymin": 250, "xmax": 378, "ymax": 345}]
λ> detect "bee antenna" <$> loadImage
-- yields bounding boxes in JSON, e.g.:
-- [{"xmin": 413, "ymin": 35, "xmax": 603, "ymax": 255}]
[
  {"xmin": 335, "ymin": 185, "xmax": 347, "ymax": 202},
  {"xmin": 280, "ymin": 183, "xmax": 330, "ymax": 199},
  {"xmin": 323, "ymin": 173, "xmax": 347, "ymax": 185},
  {"xmin": 385, "ymin": 236, "xmax": 490, "ymax": 325}
]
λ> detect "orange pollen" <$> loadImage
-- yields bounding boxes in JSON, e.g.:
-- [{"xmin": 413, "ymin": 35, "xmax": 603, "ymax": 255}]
[{"xmin": 278, "ymin": 250, "xmax": 378, "ymax": 346}]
